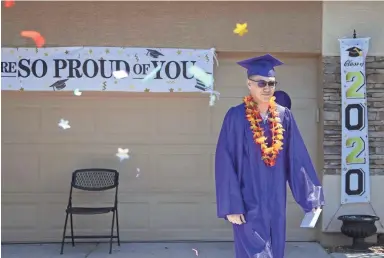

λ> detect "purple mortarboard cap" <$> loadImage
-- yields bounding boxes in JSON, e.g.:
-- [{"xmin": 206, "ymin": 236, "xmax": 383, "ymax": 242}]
[
  {"xmin": 237, "ymin": 54, "xmax": 284, "ymax": 77},
  {"xmin": 274, "ymin": 90, "xmax": 292, "ymax": 110}
]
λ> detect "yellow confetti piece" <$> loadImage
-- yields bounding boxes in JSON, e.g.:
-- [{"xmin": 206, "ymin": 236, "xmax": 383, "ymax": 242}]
[
  {"xmin": 178, "ymin": 88, "xmax": 182, "ymax": 92},
  {"xmin": 19, "ymin": 87, "xmax": 24, "ymax": 91},
  {"xmin": 129, "ymin": 85, "xmax": 135, "ymax": 89},
  {"xmin": 144, "ymin": 88, "xmax": 150, "ymax": 92},
  {"xmin": 233, "ymin": 23, "xmax": 248, "ymax": 36},
  {"xmin": 177, "ymin": 50, "xmax": 182, "ymax": 55},
  {"xmin": 105, "ymin": 49, "xmax": 110, "ymax": 54}
]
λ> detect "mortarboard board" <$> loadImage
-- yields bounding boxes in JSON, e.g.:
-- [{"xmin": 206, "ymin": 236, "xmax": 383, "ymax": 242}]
[
  {"xmin": 49, "ymin": 79, "xmax": 69, "ymax": 91},
  {"xmin": 146, "ymin": 49, "xmax": 164, "ymax": 58},
  {"xmin": 346, "ymin": 46, "xmax": 363, "ymax": 57},
  {"xmin": 237, "ymin": 54, "xmax": 283, "ymax": 77},
  {"xmin": 273, "ymin": 90, "xmax": 292, "ymax": 110}
]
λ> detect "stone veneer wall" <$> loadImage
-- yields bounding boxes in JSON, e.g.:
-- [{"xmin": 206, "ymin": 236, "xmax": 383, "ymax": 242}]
[{"xmin": 323, "ymin": 56, "xmax": 384, "ymax": 176}]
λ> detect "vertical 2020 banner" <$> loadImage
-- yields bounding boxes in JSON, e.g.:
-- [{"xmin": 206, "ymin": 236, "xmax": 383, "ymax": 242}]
[{"xmin": 339, "ymin": 37, "xmax": 370, "ymax": 204}]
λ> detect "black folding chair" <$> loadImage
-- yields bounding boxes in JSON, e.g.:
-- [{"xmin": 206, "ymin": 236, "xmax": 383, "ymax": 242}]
[{"xmin": 60, "ymin": 168, "xmax": 120, "ymax": 254}]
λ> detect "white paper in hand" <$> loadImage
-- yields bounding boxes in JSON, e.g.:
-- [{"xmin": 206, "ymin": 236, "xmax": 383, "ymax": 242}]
[{"xmin": 300, "ymin": 208, "xmax": 322, "ymax": 228}]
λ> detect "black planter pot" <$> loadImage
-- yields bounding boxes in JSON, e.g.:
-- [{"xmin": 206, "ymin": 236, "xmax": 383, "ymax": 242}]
[{"xmin": 338, "ymin": 215, "xmax": 380, "ymax": 249}]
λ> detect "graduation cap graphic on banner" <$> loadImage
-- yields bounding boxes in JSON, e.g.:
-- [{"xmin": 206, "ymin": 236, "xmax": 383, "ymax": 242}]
[
  {"xmin": 49, "ymin": 79, "xmax": 69, "ymax": 91},
  {"xmin": 194, "ymin": 72, "xmax": 213, "ymax": 91},
  {"xmin": 346, "ymin": 46, "xmax": 363, "ymax": 57},
  {"xmin": 146, "ymin": 49, "xmax": 164, "ymax": 58}
]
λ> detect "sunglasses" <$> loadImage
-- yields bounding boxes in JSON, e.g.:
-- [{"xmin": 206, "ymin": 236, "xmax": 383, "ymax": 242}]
[{"xmin": 249, "ymin": 78, "xmax": 277, "ymax": 88}]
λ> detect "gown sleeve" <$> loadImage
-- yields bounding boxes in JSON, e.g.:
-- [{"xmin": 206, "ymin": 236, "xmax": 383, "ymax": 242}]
[
  {"xmin": 285, "ymin": 109, "xmax": 325, "ymax": 213},
  {"xmin": 215, "ymin": 107, "xmax": 245, "ymax": 218}
]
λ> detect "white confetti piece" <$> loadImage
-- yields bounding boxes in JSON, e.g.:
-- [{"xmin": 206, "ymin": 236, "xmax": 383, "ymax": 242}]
[
  {"xmin": 58, "ymin": 119, "xmax": 71, "ymax": 130},
  {"xmin": 136, "ymin": 168, "xmax": 140, "ymax": 178},
  {"xmin": 201, "ymin": 89, "xmax": 220, "ymax": 107},
  {"xmin": 113, "ymin": 70, "xmax": 128, "ymax": 79},
  {"xmin": 142, "ymin": 65, "xmax": 162, "ymax": 83},
  {"xmin": 209, "ymin": 94, "xmax": 217, "ymax": 106},
  {"xmin": 116, "ymin": 148, "xmax": 129, "ymax": 162},
  {"xmin": 73, "ymin": 88, "xmax": 82, "ymax": 96},
  {"xmin": 188, "ymin": 65, "xmax": 214, "ymax": 88},
  {"xmin": 192, "ymin": 248, "xmax": 199, "ymax": 256}
]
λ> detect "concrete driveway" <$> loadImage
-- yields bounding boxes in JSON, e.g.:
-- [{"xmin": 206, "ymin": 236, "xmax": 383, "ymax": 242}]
[{"xmin": 1, "ymin": 242, "xmax": 331, "ymax": 258}]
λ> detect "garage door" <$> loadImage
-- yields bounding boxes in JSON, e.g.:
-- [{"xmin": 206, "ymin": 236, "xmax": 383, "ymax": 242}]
[{"xmin": 1, "ymin": 55, "xmax": 319, "ymax": 242}]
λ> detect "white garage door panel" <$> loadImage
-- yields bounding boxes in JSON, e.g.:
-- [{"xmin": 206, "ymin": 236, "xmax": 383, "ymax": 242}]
[{"xmin": 1, "ymin": 55, "xmax": 319, "ymax": 242}]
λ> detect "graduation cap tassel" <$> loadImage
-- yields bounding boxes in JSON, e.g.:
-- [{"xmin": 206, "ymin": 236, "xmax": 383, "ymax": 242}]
[{"xmin": 210, "ymin": 48, "xmax": 219, "ymax": 67}]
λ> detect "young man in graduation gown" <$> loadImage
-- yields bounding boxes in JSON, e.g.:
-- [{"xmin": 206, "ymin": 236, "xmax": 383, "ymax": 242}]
[{"xmin": 215, "ymin": 54, "xmax": 325, "ymax": 258}]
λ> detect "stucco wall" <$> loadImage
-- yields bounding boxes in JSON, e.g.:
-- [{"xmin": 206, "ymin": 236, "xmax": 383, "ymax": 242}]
[
  {"xmin": 1, "ymin": 1, "xmax": 321, "ymax": 53},
  {"xmin": 323, "ymin": 1, "xmax": 384, "ymax": 56}
]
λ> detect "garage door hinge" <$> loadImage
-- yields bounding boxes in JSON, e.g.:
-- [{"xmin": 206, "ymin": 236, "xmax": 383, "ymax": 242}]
[{"xmin": 316, "ymin": 108, "xmax": 320, "ymax": 123}]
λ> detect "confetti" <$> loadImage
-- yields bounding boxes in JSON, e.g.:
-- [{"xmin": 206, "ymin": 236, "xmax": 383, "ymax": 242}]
[
  {"xmin": 142, "ymin": 65, "xmax": 162, "ymax": 83},
  {"xmin": 192, "ymin": 248, "xmax": 199, "ymax": 256},
  {"xmin": 73, "ymin": 89, "xmax": 82, "ymax": 96},
  {"xmin": 188, "ymin": 65, "xmax": 214, "ymax": 88},
  {"xmin": 4, "ymin": 0, "xmax": 15, "ymax": 8},
  {"xmin": 209, "ymin": 94, "xmax": 217, "ymax": 107},
  {"xmin": 201, "ymin": 89, "xmax": 220, "ymax": 107},
  {"xmin": 136, "ymin": 168, "xmax": 140, "ymax": 178},
  {"xmin": 21, "ymin": 31, "xmax": 45, "ymax": 48},
  {"xmin": 113, "ymin": 70, "xmax": 128, "ymax": 79},
  {"xmin": 233, "ymin": 23, "xmax": 248, "ymax": 36},
  {"xmin": 116, "ymin": 148, "xmax": 129, "ymax": 162},
  {"xmin": 58, "ymin": 119, "xmax": 71, "ymax": 130}
]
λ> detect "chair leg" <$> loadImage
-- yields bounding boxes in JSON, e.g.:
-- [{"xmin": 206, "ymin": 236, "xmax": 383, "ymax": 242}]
[
  {"xmin": 60, "ymin": 213, "xmax": 69, "ymax": 254},
  {"xmin": 109, "ymin": 211, "xmax": 116, "ymax": 254},
  {"xmin": 115, "ymin": 209, "xmax": 121, "ymax": 246},
  {"xmin": 70, "ymin": 213, "xmax": 75, "ymax": 247}
]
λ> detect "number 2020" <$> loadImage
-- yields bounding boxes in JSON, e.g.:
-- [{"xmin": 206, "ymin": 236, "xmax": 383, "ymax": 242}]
[{"xmin": 346, "ymin": 71, "xmax": 365, "ymax": 99}]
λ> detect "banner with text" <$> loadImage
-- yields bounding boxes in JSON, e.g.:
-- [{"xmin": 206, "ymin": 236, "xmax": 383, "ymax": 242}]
[
  {"xmin": 339, "ymin": 37, "xmax": 370, "ymax": 204},
  {"xmin": 1, "ymin": 47, "xmax": 215, "ymax": 92}
]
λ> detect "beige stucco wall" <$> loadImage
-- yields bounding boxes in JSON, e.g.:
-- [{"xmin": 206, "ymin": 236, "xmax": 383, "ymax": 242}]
[
  {"xmin": 321, "ymin": 1, "xmax": 384, "ymax": 245},
  {"xmin": 1, "ymin": 1, "xmax": 321, "ymax": 53},
  {"xmin": 323, "ymin": 1, "xmax": 384, "ymax": 56}
]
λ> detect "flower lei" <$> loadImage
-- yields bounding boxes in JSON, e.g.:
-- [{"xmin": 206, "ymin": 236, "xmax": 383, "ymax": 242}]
[{"xmin": 244, "ymin": 95, "xmax": 284, "ymax": 167}]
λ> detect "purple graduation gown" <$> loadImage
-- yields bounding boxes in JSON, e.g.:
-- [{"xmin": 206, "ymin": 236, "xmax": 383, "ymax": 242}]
[{"xmin": 215, "ymin": 103, "xmax": 325, "ymax": 258}]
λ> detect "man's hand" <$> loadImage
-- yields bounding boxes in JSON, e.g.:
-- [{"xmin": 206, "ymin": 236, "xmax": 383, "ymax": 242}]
[{"xmin": 226, "ymin": 214, "xmax": 246, "ymax": 225}]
